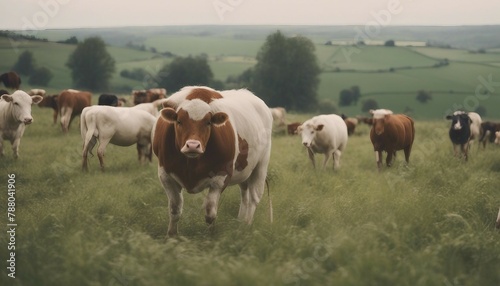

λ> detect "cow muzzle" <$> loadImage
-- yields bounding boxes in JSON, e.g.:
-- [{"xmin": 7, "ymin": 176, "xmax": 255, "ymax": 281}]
[
  {"xmin": 23, "ymin": 117, "xmax": 33, "ymax": 125},
  {"xmin": 181, "ymin": 139, "xmax": 204, "ymax": 158}
]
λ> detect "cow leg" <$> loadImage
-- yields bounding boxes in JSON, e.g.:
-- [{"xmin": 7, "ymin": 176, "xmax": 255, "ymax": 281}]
[
  {"xmin": 462, "ymin": 143, "xmax": 469, "ymax": 161},
  {"xmin": 97, "ymin": 138, "xmax": 111, "ymax": 171},
  {"xmin": 404, "ymin": 146, "xmax": 412, "ymax": 164},
  {"xmin": 10, "ymin": 136, "xmax": 22, "ymax": 159},
  {"xmin": 243, "ymin": 163, "xmax": 268, "ymax": 224},
  {"xmin": 307, "ymin": 148, "xmax": 316, "ymax": 169},
  {"xmin": 52, "ymin": 110, "xmax": 58, "ymax": 125},
  {"xmin": 322, "ymin": 152, "xmax": 331, "ymax": 169},
  {"xmin": 332, "ymin": 150, "xmax": 342, "ymax": 169},
  {"xmin": 204, "ymin": 188, "xmax": 222, "ymax": 225},
  {"xmin": 159, "ymin": 168, "xmax": 183, "ymax": 237},
  {"xmin": 238, "ymin": 182, "xmax": 250, "ymax": 221},
  {"xmin": 386, "ymin": 151, "xmax": 394, "ymax": 167},
  {"xmin": 375, "ymin": 151, "xmax": 383, "ymax": 170}
]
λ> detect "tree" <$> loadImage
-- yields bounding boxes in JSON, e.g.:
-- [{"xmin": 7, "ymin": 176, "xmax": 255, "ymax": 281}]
[
  {"xmin": 12, "ymin": 50, "xmax": 36, "ymax": 76},
  {"xmin": 156, "ymin": 55, "xmax": 213, "ymax": 93},
  {"xmin": 251, "ymin": 31, "xmax": 320, "ymax": 111},
  {"xmin": 361, "ymin": 99, "xmax": 379, "ymax": 112},
  {"xmin": 384, "ymin": 40, "xmax": 396, "ymax": 47},
  {"xmin": 66, "ymin": 37, "xmax": 115, "ymax": 91},
  {"xmin": 339, "ymin": 89, "xmax": 354, "ymax": 106},
  {"xmin": 416, "ymin": 90, "xmax": 432, "ymax": 103},
  {"xmin": 28, "ymin": 67, "xmax": 53, "ymax": 86},
  {"xmin": 350, "ymin": 85, "xmax": 361, "ymax": 104}
]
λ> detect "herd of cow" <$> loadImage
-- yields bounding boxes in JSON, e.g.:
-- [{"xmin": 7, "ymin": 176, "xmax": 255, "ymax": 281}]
[{"xmin": 1, "ymin": 80, "xmax": 499, "ymax": 233}]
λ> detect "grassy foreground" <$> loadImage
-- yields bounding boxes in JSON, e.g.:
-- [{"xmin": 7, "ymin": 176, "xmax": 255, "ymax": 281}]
[{"xmin": 1, "ymin": 108, "xmax": 499, "ymax": 285}]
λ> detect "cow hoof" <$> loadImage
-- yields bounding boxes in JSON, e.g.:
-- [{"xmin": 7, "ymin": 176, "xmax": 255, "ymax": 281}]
[{"xmin": 205, "ymin": 216, "xmax": 216, "ymax": 225}]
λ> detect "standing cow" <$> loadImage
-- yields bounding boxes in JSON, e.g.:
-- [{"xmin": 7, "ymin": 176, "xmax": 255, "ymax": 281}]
[
  {"xmin": 81, "ymin": 106, "xmax": 157, "ymax": 171},
  {"xmin": 446, "ymin": 111, "xmax": 481, "ymax": 161},
  {"xmin": 0, "ymin": 90, "xmax": 43, "ymax": 158},
  {"xmin": 297, "ymin": 114, "xmax": 348, "ymax": 170},
  {"xmin": 270, "ymin": 107, "xmax": 287, "ymax": 127},
  {"xmin": 152, "ymin": 86, "xmax": 273, "ymax": 236},
  {"xmin": 370, "ymin": 109, "xmax": 415, "ymax": 170},
  {"xmin": 0, "ymin": 72, "xmax": 21, "ymax": 90},
  {"xmin": 58, "ymin": 89, "xmax": 92, "ymax": 133}
]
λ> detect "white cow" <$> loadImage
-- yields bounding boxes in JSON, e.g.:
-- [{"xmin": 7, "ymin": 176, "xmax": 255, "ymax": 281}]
[
  {"xmin": 466, "ymin": 111, "xmax": 482, "ymax": 146},
  {"xmin": 0, "ymin": 90, "xmax": 43, "ymax": 158},
  {"xmin": 495, "ymin": 131, "xmax": 500, "ymax": 145},
  {"xmin": 270, "ymin": 107, "xmax": 286, "ymax": 127},
  {"xmin": 80, "ymin": 105, "xmax": 157, "ymax": 171},
  {"xmin": 297, "ymin": 114, "xmax": 348, "ymax": 170}
]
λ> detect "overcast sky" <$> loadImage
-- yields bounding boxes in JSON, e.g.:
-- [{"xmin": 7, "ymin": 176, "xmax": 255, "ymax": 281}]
[{"xmin": 3, "ymin": 0, "xmax": 500, "ymax": 30}]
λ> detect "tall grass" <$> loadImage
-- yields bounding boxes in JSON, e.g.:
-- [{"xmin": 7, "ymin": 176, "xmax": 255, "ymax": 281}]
[{"xmin": 0, "ymin": 107, "xmax": 499, "ymax": 285}]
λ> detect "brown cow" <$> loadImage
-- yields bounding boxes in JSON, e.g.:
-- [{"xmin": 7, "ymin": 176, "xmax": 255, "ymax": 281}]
[
  {"xmin": 132, "ymin": 88, "xmax": 167, "ymax": 105},
  {"xmin": 0, "ymin": 72, "xmax": 21, "ymax": 90},
  {"xmin": 38, "ymin": 94, "xmax": 59, "ymax": 124},
  {"xmin": 58, "ymin": 89, "xmax": 92, "ymax": 133},
  {"xmin": 152, "ymin": 86, "xmax": 273, "ymax": 236},
  {"xmin": 287, "ymin": 122, "xmax": 301, "ymax": 135},
  {"xmin": 369, "ymin": 109, "xmax": 415, "ymax": 170}
]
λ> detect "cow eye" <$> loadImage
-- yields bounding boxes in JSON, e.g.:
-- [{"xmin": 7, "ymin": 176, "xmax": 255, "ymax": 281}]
[
  {"xmin": 176, "ymin": 120, "xmax": 181, "ymax": 125},
  {"xmin": 207, "ymin": 121, "xmax": 211, "ymax": 126}
]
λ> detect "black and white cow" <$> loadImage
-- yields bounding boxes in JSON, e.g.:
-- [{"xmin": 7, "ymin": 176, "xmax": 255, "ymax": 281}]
[{"xmin": 445, "ymin": 111, "xmax": 481, "ymax": 161}]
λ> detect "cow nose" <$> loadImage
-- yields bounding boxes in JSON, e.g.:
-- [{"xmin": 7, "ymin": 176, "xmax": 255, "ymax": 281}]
[
  {"xmin": 303, "ymin": 142, "xmax": 309, "ymax": 147},
  {"xmin": 186, "ymin": 140, "xmax": 200, "ymax": 150},
  {"xmin": 24, "ymin": 118, "xmax": 33, "ymax": 125},
  {"xmin": 181, "ymin": 139, "xmax": 204, "ymax": 156}
]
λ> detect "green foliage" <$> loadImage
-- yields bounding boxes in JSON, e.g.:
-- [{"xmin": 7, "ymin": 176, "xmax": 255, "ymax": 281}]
[
  {"xmin": 57, "ymin": 36, "xmax": 78, "ymax": 45},
  {"xmin": 120, "ymin": 67, "xmax": 149, "ymax": 81},
  {"xmin": 252, "ymin": 31, "xmax": 320, "ymax": 111},
  {"xmin": 1, "ymin": 110, "xmax": 500, "ymax": 286},
  {"xmin": 384, "ymin": 39, "xmax": 396, "ymax": 47},
  {"xmin": 156, "ymin": 55, "xmax": 213, "ymax": 93},
  {"xmin": 66, "ymin": 37, "xmax": 116, "ymax": 91},
  {"xmin": 362, "ymin": 98, "xmax": 379, "ymax": 112},
  {"xmin": 339, "ymin": 89, "xmax": 354, "ymax": 106},
  {"xmin": 416, "ymin": 90, "xmax": 433, "ymax": 103},
  {"xmin": 12, "ymin": 50, "xmax": 36, "ymax": 76},
  {"xmin": 317, "ymin": 98, "xmax": 338, "ymax": 114},
  {"xmin": 28, "ymin": 66, "xmax": 53, "ymax": 86}
]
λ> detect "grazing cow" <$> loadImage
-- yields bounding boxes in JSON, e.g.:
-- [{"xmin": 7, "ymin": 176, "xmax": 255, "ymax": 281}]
[
  {"xmin": 341, "ymin": 114, "xmax": 359, "ymax": 136},
  {"xmin": 0, "ymin": 72, "xmax": 21, "ymax": 90},
  {"xmin": 270, "ymin": 107, "xmax": 286, "ymax": 127},
  {"xmin": 287, "ymin": 122, "xmax": 302, "ymax": 135},
  {"xmin": 132, "ymin": 88, "xmax": 167, "ymax": 105},
  {"xmin": 152, "ymin": 86, "xmax": 273, "ymax": 236},
  {"xmin": 0, "ymin": 90, "xmax": 43, "ymax": 158},
  {"xmin": 81, "ymin": 106, "xmax": 157, "ymax": 171},
  {"xmin": 98, "ymin": 93, "xmax": 118, "ymax": 106},
  {"xmin": 38, "ymin": 94, "xmax": 59, "ymax": 124},
  {"xmin": 495, "ymin": 131, "xmax": 500, "ymax": 145},
  {"xmin": 496, "ymin": 208, "xmax": 500, "ymax": 229},
  {"xmin": 370, "ymin": 109, "xmax": 415, "ymax": 169},
  {"xmin": 479, "ymin": 121, "xmax": 500, "ymax": 148},
  {"xmin": 58, "ymin": 89, "xmax": 92, "ymax": 133},
  {"xmin": 446, "ymin": 111, "xmax": 481, "ymax": 161},
  {"xmin": 297, "ymin": 114, "xmax": 348, "ymax": 170}
]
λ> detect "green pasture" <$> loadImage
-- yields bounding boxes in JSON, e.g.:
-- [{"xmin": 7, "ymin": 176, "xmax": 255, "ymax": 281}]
[{"xmin": 0, "ymin": 107, "xmax": 499, "ymax": 285}]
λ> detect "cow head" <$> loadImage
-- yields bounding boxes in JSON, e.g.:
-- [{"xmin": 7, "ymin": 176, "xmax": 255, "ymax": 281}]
[
  {"xmin": 299, "ymin": 122, "xmax": 324, "ymax": 148},
  {"xmin": 160, "ymin": 99, "xmax": 228, "ymax": 158},
  {"xmin": 446, "ymin": 112, "xmax": 471, "ymax": 131},
  {"xmin": 2, "ymin": 91, "xmax": 43, "ymax": 125}
]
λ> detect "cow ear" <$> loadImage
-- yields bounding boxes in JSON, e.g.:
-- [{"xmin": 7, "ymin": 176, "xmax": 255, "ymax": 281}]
[
  {"xmin": 211, "ymin": 112, "xmax": 228, "ymax": 127},
  {"xmin": 162, "ymin": 100, "xmax": 176, "ymax": 109},
  {"xmin": 160, "ymin": 108, "xmax": 177, "ymax": 123},
  {"xmin": 1, "ymin": 94, "xmax": 13, "ymax": 102},
  {"xmin": 445, "ymin": 115, "xmax": 453, "ymax": 120},
  {"xmin": 31, "ymin": 95, "xmax": 43, "ymax": 104},
  {"xmin": 316, "ymin": 124, "xmax": 324, "ymax": 131},
  {"xmin": 296, "ymin": 125, "xmax": 303, "ymax": 133}
]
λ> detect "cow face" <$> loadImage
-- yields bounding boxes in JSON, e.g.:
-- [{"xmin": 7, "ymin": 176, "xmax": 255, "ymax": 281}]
[
  {"xmin": 1, "ymin": 91, "xmax": 43, "ymax": 125},
  {"xmin": 299, "ymin": 123, "xmax": 324, "ymax": 148},
  {"xmin": 372, "ymin": 117, "xmax": 387, "ymax": 135},
  {"xmin": 160, "ymin": 103, "xmax": 228, "ymax": 158},
  {"xmin": 446, "ymin": 113, "xmax": 471, "ymax": 131}
]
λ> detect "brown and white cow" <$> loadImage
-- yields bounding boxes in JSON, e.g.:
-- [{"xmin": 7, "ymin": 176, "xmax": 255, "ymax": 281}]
[
  {"xmin": 81, "ymin": 105, "xmax": 157, "ymax": 171},
  {"xmin": 370, "ymin": 109, "xmax": 415, "ymax": 170},
  {"xmin": 0, "ymin": 90, "xmax": 43, "ymax": 158},
  {"xmin": 152, "ymin": 86, "xmax": 273, "ymax": 236},
  {"xmin": 58, "ymin": 89, "xmax": 92, "ymax": 133},
  {"xmin": 287, "ymin": 122, "xmax": 302, "ymax": 135}
]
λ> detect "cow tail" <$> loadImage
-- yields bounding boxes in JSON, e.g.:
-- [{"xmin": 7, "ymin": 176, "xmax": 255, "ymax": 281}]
[
  {"xmin": 266, "ymin": 178, "xmax": 273, "ymax": 223},
  {"xmin": 81, "ymin": 112, "xmax": 97, "ymax": 158}
]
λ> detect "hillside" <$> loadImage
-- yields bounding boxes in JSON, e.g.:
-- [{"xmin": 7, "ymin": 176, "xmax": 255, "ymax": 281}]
[{"xmin": 1, "ymin": 26, "xmax": 500, "ymax": 119}]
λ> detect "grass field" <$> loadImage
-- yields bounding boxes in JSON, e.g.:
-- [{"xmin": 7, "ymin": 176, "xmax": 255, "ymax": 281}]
[{"xmin": 0, "ymin": 107, "xmax": 499, "ymax": 285}]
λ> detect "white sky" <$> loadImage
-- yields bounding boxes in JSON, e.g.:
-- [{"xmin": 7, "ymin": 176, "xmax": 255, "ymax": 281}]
[{"xmin": 2, "ymin": 0, "xmax": 500, "ymax": 30}]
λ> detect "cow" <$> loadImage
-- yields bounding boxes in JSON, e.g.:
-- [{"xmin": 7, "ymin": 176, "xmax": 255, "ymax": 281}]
[
  {"xmin": 341, "ymin": 114, "xmax": 359, "ymax": 136},
  {"xmin": 370, "ymin": 109, "xmax": 415, "ymax": 170},
  {"xmin": 38, "ymin": 94, "xmax": 59, "ymax": 124},
  {"xmin": 81, "ymin": 105, "xmax": 157, "ymax": 171},
  {"xmin": 479, "ymin": 121, "xmax": 500, "ymax": 148},
  {"xmin": 58, "ymin": 89, "xmax": 92, "ymax": 133},
  {"xmin": 297, "ymin": 114, "xmax": 348, "ymax": 170},
  {"xmin": 152, "ymin": 86, "xmax": 273, "ymax": 236},
  {"xmin": 0, "ymin": 90, "xmax": 43, "ymax": 158},
  {"xmin": 0, "ymin": 72, "xmax": 21, "ymax": 90},
  {"xmin": 270, "ymin": 107, "xmax": 286, "ymax": 127},
  {"xmin": 495, "ymin": 131, "xmax": 500, "ymax": 145},
  {"xmin": 117, "ymin": 97, "xmax": 128, "ymax": 107},
  {"xmin": 28, "ymin": 89, "xmax": 46, "ymax": 97},
  {"xmin": 98, "ymin": 93, "xmax": 118, "ymax": 106},
  {"xmin": 287, "ymin": 122, "xmax": 302, "ymax": 135},
  {"xmin": 132, "ymin": 88, "xmax": 167, "ymax": 105},
  {"xmin": 446, "ymin": 111, "xmax": 481, "ymax": 161}
]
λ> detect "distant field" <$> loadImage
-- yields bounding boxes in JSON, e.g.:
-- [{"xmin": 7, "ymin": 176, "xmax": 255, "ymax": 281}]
[{"xmin": 1, "ymin": 30, "xmax": 500, "ymax": 119}]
